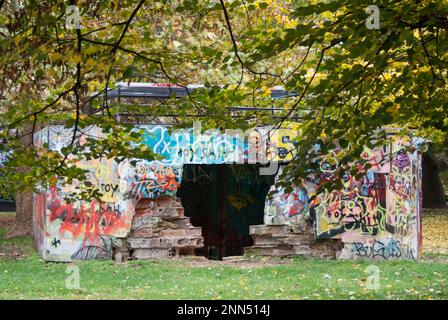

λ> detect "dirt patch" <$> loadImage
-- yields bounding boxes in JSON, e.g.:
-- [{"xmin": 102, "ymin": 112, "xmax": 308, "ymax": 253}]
[
  {"xmin": 421, "ymin": 254, "xmax": 448, "ymax": 264},
  {"xmin": 423, "ymin": 210, "xmax": 448, "ymax": 255},
  {"xmin": 117, "ymin": 255, "xmax": 295, "ymax": 268},
  {"xmin": 0, "ymin": 246, "xmax": 28, "ymax": 261},
  {"xmin": 0, "ymin": 213, "xmax": 14, "ymax": 230},
  {"xmin": 0, "ymin": 213, "xmax": 29, "ymax": 260},
  {"xmin": 168, "ymin": 255, "xmax": 294, "ymax": 268}
]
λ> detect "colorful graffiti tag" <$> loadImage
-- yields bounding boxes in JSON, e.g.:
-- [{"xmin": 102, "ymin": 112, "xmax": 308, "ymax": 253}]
[{"xmin": 120, "ymin": 160, "xmax": 181, "ymax": 200}]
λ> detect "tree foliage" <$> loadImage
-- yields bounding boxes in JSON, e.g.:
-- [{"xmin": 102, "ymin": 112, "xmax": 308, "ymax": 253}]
[{"xmin": 0, "ymin": 0, "xmax": 447, "ymax": 199}]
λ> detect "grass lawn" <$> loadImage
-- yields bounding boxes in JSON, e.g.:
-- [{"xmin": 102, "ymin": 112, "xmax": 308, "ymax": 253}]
[{"xmin": 1, "ymin": 210, "xmax": 448, "ymax": 300}]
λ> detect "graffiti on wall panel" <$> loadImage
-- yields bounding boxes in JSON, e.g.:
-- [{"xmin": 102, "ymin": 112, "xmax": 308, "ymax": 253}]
[
  {"xmin": 264, "ymin": 136, "xmax": 422, "ymax": 260},
  {"xmin": 351, "ymin": 238, "xmax": 403, "ymax": 259},
  {"xmin": 30, "ymin": 125, "xmax": 138, "ymax": 260},
  {"xmin": 315, "ymin": 171, "xmax": 388, "ymax": 238},
  {"xmin": 71, "ymin": 234, "xmax": 117, "ymax": 260},
  {"xmin": 140, "ymin": 125, "xmax": 297, "ymax": 165},
  {"xmin": 33, "ymin": 125, "xmax": 193, "ymax": 260},
  {"xmin": 141, "ymin": 126, "xmax": 245, "ymax": 165},
  {"xmin": 120, "ymin": 160, "xmax": 182, "ymax": 200},
  {"xmin": 42, "ymin": 179, "xmax": 131, "ymax": 261}
]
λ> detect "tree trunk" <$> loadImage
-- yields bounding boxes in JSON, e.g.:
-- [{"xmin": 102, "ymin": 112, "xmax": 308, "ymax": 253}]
[
  {"xmin": 4, "ymin": 121, "xmax": 35, "ymax": 239},
  {"xmin": 422, "ymin": 153, "xmax": 448, "ymax": 209}
]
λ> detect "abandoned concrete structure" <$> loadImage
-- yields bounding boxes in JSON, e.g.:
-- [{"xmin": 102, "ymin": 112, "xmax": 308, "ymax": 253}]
[{"xmin": 32, "ymin": 84, "xmax": 424, "ymax": 262}]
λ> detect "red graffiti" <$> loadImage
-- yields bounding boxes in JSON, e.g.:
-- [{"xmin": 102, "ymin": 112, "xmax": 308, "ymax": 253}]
[{"xmin": 48, "ymin": 188, "xmax": 128, "ymax": 238}]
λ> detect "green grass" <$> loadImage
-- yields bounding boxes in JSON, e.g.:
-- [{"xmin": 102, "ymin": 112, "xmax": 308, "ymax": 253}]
[
  {"xmin": 1, "ymin": 248, "xmax": 447, "ymax": 299},
  {"xmin": 1, "ymin": 212, "xmax": 448, "ymax": 300}
]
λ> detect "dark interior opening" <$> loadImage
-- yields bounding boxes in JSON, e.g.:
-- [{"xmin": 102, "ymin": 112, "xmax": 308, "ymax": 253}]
[
  {"xmin": 0, "ymin": 200, "xmax": 15, "ymax": 212},
  {"xmin": 422, "ymin": 153, "xmax": 448, "ymax": 209},
  {"xmin": 177, "ymin": 164, "xmax": 275, "ymax": 260}
]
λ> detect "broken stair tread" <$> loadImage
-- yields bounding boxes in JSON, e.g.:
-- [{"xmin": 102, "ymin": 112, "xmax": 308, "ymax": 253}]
[
  {"xmin": 245, "ymin": 249, "xmax": 295, "ymax": 257},
  {"xmin": 222, "ymin": 256, "xmax": 249, "ymax": 262},
  {"xmin": 245, "ymin": 244, "xmax": 293, "ymax": 249},
  {"xmin": 128, "ymin": 237, "xmax": 203, "ymax": 243},
  {"xmin": 252, "ymin": 233, "xmax": 314, "ymax": 239}
]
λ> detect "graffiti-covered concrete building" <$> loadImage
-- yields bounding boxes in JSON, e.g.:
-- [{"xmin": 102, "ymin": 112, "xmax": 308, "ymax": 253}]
[{"xmin": 32, "ymin": 83, "xmax": 424, "ymax": 262}]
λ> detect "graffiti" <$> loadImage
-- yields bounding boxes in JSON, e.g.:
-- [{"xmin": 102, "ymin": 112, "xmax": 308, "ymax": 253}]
[
  {"xmin": 314, "ymin": 172, "xmax": 388, "ymax": 238},
  {"xmin": 140, "ymin": 124, "xmax": 296, "ymax": 166},
  {"xmin": 265, "ymin": 185, "xmax": 310, "ymax": 224},
  {"xmin": 71, "ymin": 234, "xmax": 116, "ymax": 260},
  {"xmin": 394, "ymin": 151, "xmax": 410, "ymax": 169},
  {"xmin": 264, "ymin": 128, "xmax": 296, "ymax": 162},
  {"xmin": 47, "ymin": 126, "xmax": 77, "ymax": 152},
  {"xmin": 360, "ymin": 146, "xmax": 389, "ymax": 172},
  {"xmin": 48, "ymin": 198, "xmax": 127, "ymax": 239},
  {"xmin": 123, "ymin": 161, "xmax": 181, "ymax": 200},
  {"xmin": 352, "ymin": 239, "xmax": 403, "ymax": 259},
  {"xmin": 182, "ymin": 165, "xmax": 213, "ymax": 183},
  {"xmin": 100, "ymin": 183, "xmax": 119, "ymax": 197},
  {"xmin": 41, "ymin": 182, "xmax": 130, "ymax": 261},
  {"xmin": 141, "ymin": 125, "xmax": 242, "ymax": 165},
  {"xmin": 51, "ymin": 237, "xmax": 61, "ymax": 248},
  {"xmin": 265, "ymin": 136, "xmax": 422, "ymax": 260},
  {"xmin": 32, "ymin": 124, "xmax": 422, "ymax": 261}
]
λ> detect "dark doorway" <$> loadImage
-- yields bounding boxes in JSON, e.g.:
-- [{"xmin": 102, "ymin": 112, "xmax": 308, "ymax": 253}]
[
  {"xmin": 177, "ymin": 164, "xmax": 275, "ymax": 260},
  {"xmin": 422, "ymin": 153, "xmax": 448, "ymax": 209},
  {"xmin": 0, "ymin": 200, "xmax": 15, "ymax": 212}
]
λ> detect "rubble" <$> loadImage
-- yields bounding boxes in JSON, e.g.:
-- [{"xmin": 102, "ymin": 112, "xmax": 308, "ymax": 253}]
[
  {"xmin": 245, "ymin": 224, "xmax": 343, "ymax": 259},
  {"xmin": 114, "ymin": 197, "xmax": 204, "ymax": 261},
  {"xmin": 112, "ymin": 197, "xmax": 344, "ymax": 262}
]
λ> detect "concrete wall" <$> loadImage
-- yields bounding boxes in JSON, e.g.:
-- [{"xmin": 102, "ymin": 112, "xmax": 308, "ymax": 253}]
[
  {"xmin": 264, "ymin": 137, "xmax": 423, "ymax": 260},
  {"xmin": 33, "ymin": 125, "xmax": 291, "ymax": 261},
  {"xmin": 33, "ymin": 125, "xmax": 423, "ymax": 261}
]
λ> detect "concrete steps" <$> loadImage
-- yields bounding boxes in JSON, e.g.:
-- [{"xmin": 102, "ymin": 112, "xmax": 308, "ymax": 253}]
[{"xmin": 245, "ymin": 224, "xmax": 342, "ymax": 259}]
